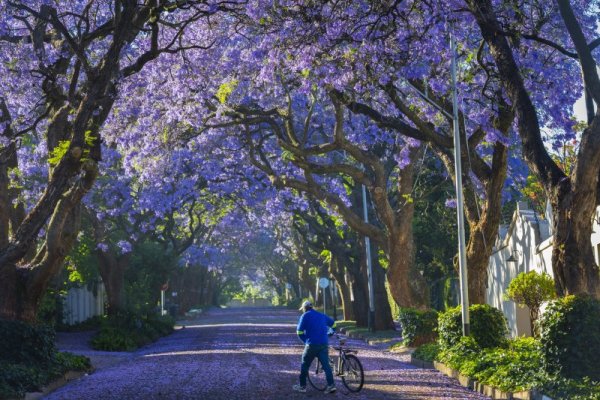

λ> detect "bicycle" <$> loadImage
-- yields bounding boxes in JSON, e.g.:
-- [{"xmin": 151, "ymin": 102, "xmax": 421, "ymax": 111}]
[{"xmin": 306, "ymin": 334, "xmax": 365, "ymax": 393}]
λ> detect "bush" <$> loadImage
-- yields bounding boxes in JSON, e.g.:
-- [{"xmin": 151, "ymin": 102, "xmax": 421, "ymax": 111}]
[
  {"xmin": 0, "ymin": 319, "xmax": 56, "ymax": 365},
  {"xmin": 467, "ymin": 337, "xmax": 543, "ymax": 392},
  {"xmin": 398, "ymin": 308, "xmax": 438, "ymax": 346},
  {"xmin": 90, "ymin": 313, "xmax": 175, "ymax": 351},
  {"xmin": 438, "ymin": 335, "xmax": 480, "ymax": 370},
  {"xmin": 413, "ymin": 342, "xmax": 440, "ymax": 362},
  {"xmin": 538, "ymin": 295, "xmax": 600, "ymax": 380},
  {"xmin": 0, "ymin": 319, "xmax": 91, "ymax": 399},
  {"xmin": 57, "ymin": 315, "xmax": 103, "ymax": 332},
  {"xmin": 286, "ymin": 298, "xmax": 303, "ymax": 310},
  {"xmin": 438, "ymin": 336, "xmax": 544, "ymax": 392},
  {"xmin": 505, "ymin": 271, "xmax": 556, "ymax": 337},
  {"xmin": 438, "ymin": 304, "xmax": 508, "ymax": 349},
  {"xmin": 542, "ymin": 376, "xmax": 600, "ymax": 400}
]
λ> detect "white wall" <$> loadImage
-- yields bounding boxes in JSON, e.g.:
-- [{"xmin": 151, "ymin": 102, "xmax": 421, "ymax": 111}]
[{"xmin": 487, "ymin": 203, "xmax": 600, "ymax": 337}]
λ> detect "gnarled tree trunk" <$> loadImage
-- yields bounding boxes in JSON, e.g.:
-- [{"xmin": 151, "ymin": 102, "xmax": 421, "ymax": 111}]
[{"xmin": 468, "ymin": 0, "xmax": 600, "ymax": 298}]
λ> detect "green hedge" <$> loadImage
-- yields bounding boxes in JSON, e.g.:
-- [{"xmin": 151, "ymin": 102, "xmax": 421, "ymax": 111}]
[
  {"xmin": 413, "ymin": 342, "xmax": 440, "ymax": 362},
  {"xmin": 0, "ymin": 319, "xmax": 56, "ymax": 365},
  {"xmin": 0, "ymin": 319, "xmax": 90, "ymax": 399},
  {"xmin": 398, "ymin": 308, "xmax": 438, "ymax": 346},
  {"xmin": 538, "ymin": 295, "xmax": 600, "ymax": 380},
  {"xmin": 90, "ymin": 312, "xmax": 175, "ymax": 351},
  {"xmin": 438, "ymin": 304, "xmax": 508, "ymax": 349},
  {"xmin": 438, "ymin": 336, "xmax": 543, "ymax": 392}
]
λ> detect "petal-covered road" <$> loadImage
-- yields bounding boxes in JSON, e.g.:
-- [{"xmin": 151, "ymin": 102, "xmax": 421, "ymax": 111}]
[{"xmin": 46, "ymin": 307, "xmax": 490, "ymax": 399}]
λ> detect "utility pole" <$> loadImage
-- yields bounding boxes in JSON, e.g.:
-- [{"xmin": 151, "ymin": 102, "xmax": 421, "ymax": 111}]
[
  {"xmin": 362, "ymin": 184, "xmax": 376, "ymax": 332},
  {"xmin": 450, "ymin": 28, "xmax": 470, "ymax": 336}
]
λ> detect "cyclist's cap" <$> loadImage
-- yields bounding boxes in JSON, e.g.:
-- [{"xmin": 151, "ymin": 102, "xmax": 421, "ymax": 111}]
[{"xmin": 299, "ymin": 300, "xmax": 313, "ymax": 310}]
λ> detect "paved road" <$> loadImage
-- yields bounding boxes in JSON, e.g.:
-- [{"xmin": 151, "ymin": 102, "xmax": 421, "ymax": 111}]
[{"xmin": 46, "ymin": 307, "xmax": 490, "ymax": 399}]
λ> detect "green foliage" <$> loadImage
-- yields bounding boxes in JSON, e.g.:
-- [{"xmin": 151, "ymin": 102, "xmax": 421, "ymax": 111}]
[
  {"xmin": 440, "ymin": 337, "xmax": 543, "ymax": 392},
  {"xmin": 0, "ymin": 320, "xmax": 90, "ymax": 399},
  {"xmin": 52, "ymin": 352, "xmax": 91, "ymax": 373},
  {"xmin": 538, "ymin": 295, "xmax": 600, "ymax": 380},
  {"xmin": 90, "ymin": 312, "xmax": 175, "ymax": 351},
  {"xmin": 126, "ymin": 241, "xmax": 177, "ymax": 315},
  {"xmin": 412, "ymin": 159, "xmax": 460, "ymax": 310},
  {"xmin": 58, "ymin": 316, "xmax": 103, "ymax": 332},
  {"xmin": 48, "ymin": 131, "xmax": 96, "ymax": 166},
  {"xmin": 385, "ymin": 280, "xmax": 400, "ymax": 320},
  {"xmin": 216, "ymin": 79, "xmax": 238, "ymax": 104},
  {"xmin": 542, "ymin": 376, "xmax": 600, "ymax": 400},
  {"xmin": 413, "ymin": 342, "xmax": 440, "ymax": 362},
  {"xmin": 505, "ymin": 271, "xmax": 556, "ymax": 337},
  {"xmin": 398, "ymin": 308, "xmax": 438, "ymax": 346},
  {"xmin": 0, "ymin": 319, "xmax": 56, "ymax": 366},
  {"xmin": 48, "ymin": 140, "xmax": 71, "ymax": 166},
  {"xmin": 438, "ymin": 304, "xmax": 508, "ymax": 350},
  {"xmin": 285, "ymin": 297, "xmax": 303, "ymax": 310},
  {"xmin": 506, "ymin": 271, "xmax": 556, "ymax": 308},
  {"xmin": 36, "ymin": 289, "xmax": 66, "ymax": 327}
]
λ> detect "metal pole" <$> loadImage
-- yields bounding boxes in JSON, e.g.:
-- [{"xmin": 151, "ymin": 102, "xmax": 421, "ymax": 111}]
[
  {"xmin": 332, "ymin": 280, "xmax": 337, "ymax": 320},
  {"xmin": 161, "ymin": 290, "xmax": 165, "ymax": 316},
  {"xmin": 362, "ymin": 184, "xmax": 376, "ymax": 332},
  {"xmin": 450, "ymin": 28, "xmax": 470, "ymax": 336},
  {"xmin": 323, "ymin": 287, "xmax": 327, "ymax": 315}
]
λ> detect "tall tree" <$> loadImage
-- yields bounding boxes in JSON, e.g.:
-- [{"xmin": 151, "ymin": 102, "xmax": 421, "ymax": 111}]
[
  {"xmin": 0, "ymin": 0, "xmax": 238, "ymax": 321},
  {"xmin": 466, "ymin": 0, "xmax": 600, "ymax": 296}
]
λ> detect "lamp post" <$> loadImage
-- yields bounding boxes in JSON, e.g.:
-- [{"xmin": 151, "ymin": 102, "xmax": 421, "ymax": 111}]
[
  {"xmin": 399, "ymin": 28, "xmax": 470, "ymax": 336},
  {"xmin": 362, "ymin": 184, "xmax": 376, "ymax": 332},
  {"xmin": 450, "ymin": 28, "xmax": 470, "ymax": 336}
]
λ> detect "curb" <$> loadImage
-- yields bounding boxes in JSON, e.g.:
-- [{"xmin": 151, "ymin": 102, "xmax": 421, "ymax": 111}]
[
  {"xmin": 338, "ymin": 327, "xmax": 402, "ymax": 346},
  {"xmin": 23, "ymin": 369, "xmax": 92, "ymax": 400},
  {"xmin": 410, "ymin": 357, "xmax": 551, "ymax": 400},
  {"xmin": 409, "ymin": 354, "xmax": 434, "ymax": 369}
]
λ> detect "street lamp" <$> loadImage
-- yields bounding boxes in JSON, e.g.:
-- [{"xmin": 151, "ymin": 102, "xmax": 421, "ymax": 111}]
[
  {"xmin": 450, "ymin": 28, "xmax": 470, "ymax": 336},
  {"xmin": 362, "ymin": 184, "xmax": 376, "ymax": 332}
]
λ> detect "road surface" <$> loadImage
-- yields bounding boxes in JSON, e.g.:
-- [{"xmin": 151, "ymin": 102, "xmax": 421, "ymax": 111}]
[{"xmin": 46, "ymin": 307, "xmax": 490, "ymax": 399}]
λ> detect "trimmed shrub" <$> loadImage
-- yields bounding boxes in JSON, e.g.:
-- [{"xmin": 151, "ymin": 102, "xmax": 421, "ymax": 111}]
[
  {"xmin": 505, "ymin": 271, "xmax": 556, "ymax": 337},
  {"xmin": 0, "ymin": 319, "xmax": 56, "ymax": 365},
  {"xmin": 438, "ymin": 335, "xmax": 480, "ymax": 370},
  {"xmin": 413, "ymin": 342, "xmax": 440, "ymax": 362},
  {"xmin": 0, "ymin": 320, "xmax": 90, "ymax": 399},
  {"xmin": 538, "ymin": 295, "xmax": 600, "ymax": 380},
  {"xmin": 90, "ymin": 313, "xmax": 175, "ymax": 351},
  {"xmin": 438, "ymin": 304, "xmax": 508, "ymax": 349},
  {"xmin": 398, "ymin": 308, "xmax": 438, "ymax": 346}
]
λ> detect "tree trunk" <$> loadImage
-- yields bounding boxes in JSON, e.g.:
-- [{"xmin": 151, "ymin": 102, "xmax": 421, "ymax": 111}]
[
  {"xmin": 329, "ymin": 255, "xmax": 355, "ymax": 321},
  {"xmin": 384, "ymin": 147, "xmax": 428, "ymax": 309},
  {"xmin": 386, "ymin": 254, "xmax": 428, "ymax": 309},
  {"xmin": 359, "ymin": 240, "xmax": 395, "ymax": 330},
  {"xmin": 552, "ymin": 190, "xmax": 600, "ymax": 296},
  {"xmin": 371, "ymin": 255, "xmax": 396, "ymax": 330},
  {"xmin": 96, "ymin": 252, "xmax": 129, "ymax": 315},
  {"xmin": 0, "ymin": 202, "xmax": 84, "ymax": 322}
]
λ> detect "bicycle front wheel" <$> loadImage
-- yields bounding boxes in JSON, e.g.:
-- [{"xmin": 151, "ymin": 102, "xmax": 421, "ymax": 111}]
[
  {"xmin": 306, "ymin": 357, "xmax": 328, "ymax": 391},
  {"xmin": 341, "ymin": 354, "xmax": 364, "ymax": 392}
]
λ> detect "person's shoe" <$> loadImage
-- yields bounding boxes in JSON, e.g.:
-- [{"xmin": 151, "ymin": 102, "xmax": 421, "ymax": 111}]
[
  {"xmin": 325, "ymin": 385, "xmax": 336, "ymax": 393},
  {"xmin": 292, "ymin": 384, "xmax": 307, "ymax": 393}
]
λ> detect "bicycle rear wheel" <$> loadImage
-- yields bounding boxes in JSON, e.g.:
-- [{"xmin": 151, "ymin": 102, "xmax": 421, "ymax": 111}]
[
  {"xmin": 306, "ymin": 358, "xmax": 327, "ymax": 391},
  {"xmin": 341, "ymin": 354, "xmax": 364, "ymax": 392}
]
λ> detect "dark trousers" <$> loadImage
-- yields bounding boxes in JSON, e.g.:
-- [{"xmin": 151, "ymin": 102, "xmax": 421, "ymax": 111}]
[{"xmin": 299, "ymin": 344, "xmax": 334, "ymax": 387}]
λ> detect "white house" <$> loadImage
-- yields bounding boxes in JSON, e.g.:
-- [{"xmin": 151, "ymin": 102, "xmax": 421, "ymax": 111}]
[{"xmin": 487, "ymin": 202, "xmax": 600, "ymax": 337}]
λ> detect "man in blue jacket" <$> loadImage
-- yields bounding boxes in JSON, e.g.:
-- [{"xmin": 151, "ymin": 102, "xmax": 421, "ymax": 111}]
[{"xmin": 293, "ymin": 300, "xmax": 336, "ymax": 394}]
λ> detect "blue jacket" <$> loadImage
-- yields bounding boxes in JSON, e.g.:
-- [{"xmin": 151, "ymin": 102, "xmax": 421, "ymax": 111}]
[{"xmin": 296, "ymin": 309, "xmax": 335, "ymax": 345}]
